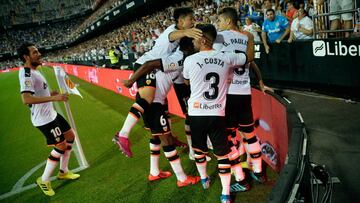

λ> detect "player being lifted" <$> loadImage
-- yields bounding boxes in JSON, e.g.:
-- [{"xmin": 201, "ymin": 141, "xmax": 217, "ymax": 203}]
[
  {"xmin": 124, "ymin": 37, "xmax": 201, "ymax": 186},
  {"xmin": 183, "ymin": 23, "xmax": 252, "ymax": 203},
  {"xmin": 214, "ymin": 7, "xmax": 272, "ymax": 184},
  {"xmin": 17, "ymin": 42, "xmax": 80, "ymax": 196},
  {"xmin": 114, "ymin": 7, "xmax": 202, "ymax": 157}
]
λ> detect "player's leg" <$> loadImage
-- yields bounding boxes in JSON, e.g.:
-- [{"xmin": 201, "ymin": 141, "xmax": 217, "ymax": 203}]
[
  {"xmin": 147, "ymin": 135, "xmax": 172, "ymax": 181},
  {"xmin": 35, "ymin": 117, "xmax": 67, "ymax": 196},
  {"xmin": 189, "ymin": 116, "xmax": 211, "ymax": 189},
  {"xmin": 238, "ymin": 95, "xmax": 266, "ymax": 183},
  {"xmin": 207, "ymin": 116, "xmax": 232, "ymax": 202},
  {"xmin": 48, "ymin": 114, "xmax": 80, "ymax": 180},
  {"xmin": 173, "ymin": 83, "xmax": 195, "ymax": 158},
  {"xmin": 114, "ymin": 63, "xmax": 156, "ymax": 157},
  {"xmin": 149, "ymin": 103, "xmax": 199, "ymax": 187},
  {"xmin": 225, "ymin": 95, "xmax": 249, "ymax": 192}
]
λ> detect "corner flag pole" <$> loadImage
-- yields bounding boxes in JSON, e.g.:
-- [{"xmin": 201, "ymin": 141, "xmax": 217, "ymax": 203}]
[
  {"xmin": 63, "ymin": 101, "xmax": 89, "ymax": 168},
  {"xmin": 53, "ymin": 66, "xmax": 89, "ymax": 169}
]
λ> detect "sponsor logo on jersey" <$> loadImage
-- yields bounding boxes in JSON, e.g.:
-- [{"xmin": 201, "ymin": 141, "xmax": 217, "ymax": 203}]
[
  {"xmin": 25, "ymin": 80, "xmax": 31, "ymax": 87},
  {"xmin": 313, "ymin": 40, "xmax": 360, "ymax": 57},
  {"xmin": 193, "ymin": 102, "xmax": 222, "ymax": 110},
  {"xmin": 232, "ymin": 79, "xmax": 248, "ymax": 85},
  {"xmin": 168, "ymin": 62, "xmax": 177, "ymax": 70}
]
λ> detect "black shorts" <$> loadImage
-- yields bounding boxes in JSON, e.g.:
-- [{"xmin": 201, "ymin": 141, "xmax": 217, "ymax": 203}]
[
  {"xmin": 36, "ymin": 113, "xmax": 71, "ymax": 146},
  {"xmin": 174, "ymin": 83, "xmax": 191, "ymax": 115},
  {"xmin": 143, "ymin": 103, "xmax": 171, "ymax": 135},
  {"xmin": 225, "ymin": 94, "xmax": 254, "ymax": 128},
  {"xmin": 134, "ymin": 63, "xmax": 156, "ymax": 88},
  {"xmin": 189, "ymin": 116, "xmax": 231, "ymax": 156}
]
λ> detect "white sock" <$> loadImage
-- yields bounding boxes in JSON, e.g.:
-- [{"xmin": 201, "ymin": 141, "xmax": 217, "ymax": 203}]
[
  {"xmin": 149, "ymin": 142, "xmax": 160, "ymax": 176},
  {"xmin": 42, "ymin": 148, "xmax": 63, "ymax": 181},
  {"xmin": 119, "ymin": 113, "xmax": 139, "ymax": 138},
  {"xmin": 164, "ymin": 147, "xmax": 186, "ymax": 182},
  {"xmin": 195, "ymin": 153, "xmax": 207, "ymax": 179}
]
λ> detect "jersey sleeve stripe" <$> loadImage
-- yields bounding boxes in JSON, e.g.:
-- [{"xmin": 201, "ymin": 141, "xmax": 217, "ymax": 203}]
[{"xmin": 21, "ymin": 90, "xmax": 35, "ymax": 94}]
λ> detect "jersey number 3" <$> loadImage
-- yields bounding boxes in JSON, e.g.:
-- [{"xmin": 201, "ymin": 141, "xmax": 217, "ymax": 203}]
[{"xmin": 203, "ymin": 72, "xmax": 219, "ymax": 100}]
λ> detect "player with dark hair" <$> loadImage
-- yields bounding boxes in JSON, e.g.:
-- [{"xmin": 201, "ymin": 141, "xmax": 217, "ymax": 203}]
[
  {"xmin": 17, "ymin": 42, "xmax": 80, "ymax": 196},
  {"xmin": 114, "ymin": 7, "xmax": 203, "ymax": 157},
  {"xmin": 215, "ymin": 7, "xmax": 271, "ymax": 185},
  {"xmin": 122, "ymin": 37, "xmax": 201, "ymax": 186},
  {"xmin": 183, "ymin": 23, "xmax": 251, "ymax": 203}
]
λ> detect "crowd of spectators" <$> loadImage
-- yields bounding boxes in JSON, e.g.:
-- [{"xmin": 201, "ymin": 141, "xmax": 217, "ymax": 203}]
[
  {"xmin": 0, "ymin": 0, "xmax": 90, "ymax": 26},
  {"xmin": 1, "ymin": 0, "xmax": 357, "ymax": 70},
  {"xmin": 0, "ymin": 17, "xmax": 85, "ymax": 54}
]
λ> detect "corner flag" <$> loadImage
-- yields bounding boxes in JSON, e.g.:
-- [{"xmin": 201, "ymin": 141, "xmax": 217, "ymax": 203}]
[
  {"xmin": 54, "ymin": 66, "xmax": 83, "ymax": 98},
  {"xmin": 53, "ymin": 66, "xmax": 89, "ymax": 169}
]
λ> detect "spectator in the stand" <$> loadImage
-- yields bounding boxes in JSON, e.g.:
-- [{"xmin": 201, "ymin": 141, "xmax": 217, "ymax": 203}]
[
  {"xmin": 284, "ymin": 2, "xmax": 298, "ymax": 25},
  {"xmin": 262, "ymin": 0, "xmax": 275, "ymax": 21},
  {"xmin": 329, "ymin": 0, "xmax": 354, "ymax": 38},
  {"xmin": 243, "ymin": 17, "xmax": 262, "ymax": 42},
  {"xmin": 108, "ymin": 46, "xmax": 119, "ymax": 69},
  {"xmin": 262, "ymin": 9, "xmax": 290, "ymax": 54},
  {"xmin": 288, "ymin": 9, "xmax": 313, "ymax": 43}
]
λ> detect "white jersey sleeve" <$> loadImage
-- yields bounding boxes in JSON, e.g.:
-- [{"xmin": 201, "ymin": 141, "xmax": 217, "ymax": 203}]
[
  {"xmin": 153, "ymin": 50, "xmax": 184, "ymax": 104},
  {"xmin": 136, "ymin": 24, "xmax": 180, "ymax": 65},
  {"xmin": 19, "ymin": 68, "xmax": 35, "ymax": 94}
]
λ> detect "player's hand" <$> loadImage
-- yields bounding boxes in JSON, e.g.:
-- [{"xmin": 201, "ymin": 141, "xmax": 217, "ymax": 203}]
[
  {"xmin": 50, "ymin": 90, "xmax": 59, "ymax": 96},
  {"xmin": 264, "ymin": 85, "xmax": 274, "ymax": 93},
  {"xmin": 53, "ymin": 93, "xmax": 69, "ymax": 102},
  {"xmin": 122, "ymin": 79, "xmax": 134, "ymax": 88},
  {"xmin": 287, "ymin": 38, "xmax": 293, "ymax": 43},
  {"xmin": 184, "ymin": 28, "xmax": 203, "ymax": 40},
  {"xmin": 264, "ymin": 44, "xmax": 270, "ymax": 54},
  {"xmin": 275, "ymin": 39, "xmax": 282, "ymax": 43}
]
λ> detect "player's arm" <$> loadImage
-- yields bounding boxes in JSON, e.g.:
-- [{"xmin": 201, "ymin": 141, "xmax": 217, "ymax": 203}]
[
  {"xmin": 242, "ymin": 31, "xmax": 255, "ymax": 63},
  {"xmin": 184, "ymin": 79, "xmax": 190, "ymax": 86},
  {"xmin": 250, "ymin": 62, "xmax": 274, "ymax": 93},
  {"xmin": 169, "ymin": 28, "xmax": 202, "ymax": 42},
  {"xmin": 21, "ymin": 92, "xmax": 68, "ymax": 105},
  {"xmin": 122, "ymin": 59, "xmax": 162, "ymax": 88}
]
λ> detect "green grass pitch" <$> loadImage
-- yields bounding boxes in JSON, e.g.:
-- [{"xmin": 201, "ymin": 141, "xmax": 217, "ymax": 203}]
[{"xmin": 0, "ymin": 67, "xmax": 277, "ymax": 202}]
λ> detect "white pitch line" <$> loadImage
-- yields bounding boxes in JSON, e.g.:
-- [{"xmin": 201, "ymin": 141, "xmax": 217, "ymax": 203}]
[
  {"xmin": 12, "ymin": 161, "xmax": 46, "ymax": 191},
  {"xmin": 0, "ymin": 166, "xmax": 86, "ymax": 200}
]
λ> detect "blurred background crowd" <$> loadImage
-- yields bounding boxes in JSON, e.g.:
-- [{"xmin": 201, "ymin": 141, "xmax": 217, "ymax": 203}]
[{"xmin": 0, "ymin": 0, "xmax": 358, "ymax": 70}]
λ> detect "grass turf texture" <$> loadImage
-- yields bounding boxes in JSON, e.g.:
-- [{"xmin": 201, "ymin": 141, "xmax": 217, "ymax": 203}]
[{"xmin": 0, "ymin": 67, "xmax": 277, "ymax": 202}]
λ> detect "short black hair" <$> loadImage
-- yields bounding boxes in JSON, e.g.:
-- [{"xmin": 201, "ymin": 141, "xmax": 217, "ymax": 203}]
[
  {"xmin": 195, "ymin": 23, "xmax": 217, "ymax": 42},
  {"xmin": 179, "ymin": 36, "xmax": 194, "ymax": 53},
  {"xmin": 17, "ymin": 42, "xmax": 35, "ymax": 63},
  {"xmin": 266, "ymin": 9, "xmax": 275, "ymax": 15},
  {"xmin": 218, "ymin": 7, "xmax": 239, "ymax": 25},
  {"xmin": 173, "ymin": 7, "xmax": 193, "ymax": 22}
]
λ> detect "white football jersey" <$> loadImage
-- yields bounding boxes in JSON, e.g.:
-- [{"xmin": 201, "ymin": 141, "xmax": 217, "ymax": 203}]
[
  {"xmin": 136, "ymin": 24, "xmax": 179, "ymax": 65},
  {"xmin": 213, "ymin": 30, "xmax": 251, "ymax": 95},
  {"xmin": 183, "ymin": 50, "xmax": 247, "ymax": 116},
  {"xmin": 19, "ymin": 67, "xmax": 57, "ymax": 126},
  {"xmin": 153, "ymin": 50, "xmax": 184, "ymax": 104}
]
